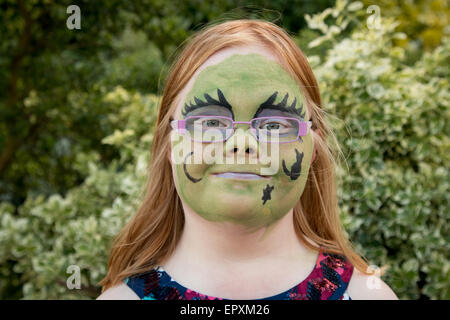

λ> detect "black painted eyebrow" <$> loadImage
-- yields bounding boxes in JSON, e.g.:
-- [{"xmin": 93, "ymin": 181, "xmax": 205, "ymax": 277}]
[
  {"xmin": 254, "ymin": 91, "xmax": 306, "ymax": 119},
  {"xmin": 182, "ymin": 88, "xmax": 234, "ymax": 119}
]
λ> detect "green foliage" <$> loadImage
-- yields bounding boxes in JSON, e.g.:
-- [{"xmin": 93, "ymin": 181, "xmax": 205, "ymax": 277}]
[
  {"xmin": 307, "ymin": 1, "xmax": 449, "ymax": 299},
  {"xmin": 362, "ymin": 0, "xmax": 450, "ymax": 51},
  {"xmin": 0, "ymin": 88, "xmax": 158, "ymax": 299},
  {"xmin": 0, "ymin": 1, "xmax": 448, "ymax": 300},
  {"xmin": 0, "ymin": 0, "xmax": 160, "ymax": 205},
  {"xmin": 100, "ymin": 28, "xmax": 164, "ymax": 93}
]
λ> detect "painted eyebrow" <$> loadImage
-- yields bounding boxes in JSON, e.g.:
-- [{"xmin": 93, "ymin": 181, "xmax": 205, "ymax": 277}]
[
  {"xmin": 181, "ymin": 88, "xmax": 234, "ymax": 119},
  {"xmin": 254, "ymin": 91, "xmax": 306, "ymax": 119}
]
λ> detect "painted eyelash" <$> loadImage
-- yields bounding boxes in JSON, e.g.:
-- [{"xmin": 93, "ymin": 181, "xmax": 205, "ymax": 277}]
[
  {"xmin": 258, "ymin": 92, "xmax": 306, "ymax": 119},
  {"xmin": 182, "ymin": 88, "xmax": 233, "ymax": 117}
]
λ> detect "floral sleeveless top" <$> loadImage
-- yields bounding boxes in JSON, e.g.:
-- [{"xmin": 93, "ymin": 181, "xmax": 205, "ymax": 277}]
[{"xmin": 124, "ymin": 248, "xmax": 354, "ymax": 300}]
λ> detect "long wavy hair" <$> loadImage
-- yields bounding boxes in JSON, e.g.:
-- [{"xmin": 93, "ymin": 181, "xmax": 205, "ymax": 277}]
[{"xmin": 99, "ymin": 19, "xmax": 372, "ymax": 291}]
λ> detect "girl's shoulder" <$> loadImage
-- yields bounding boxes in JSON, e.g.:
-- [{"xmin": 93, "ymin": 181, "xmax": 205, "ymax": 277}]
[
  {"xmin": 346, "ymin": 268, "xmax": 398, "ymax": 300},
  {"xmin": 318, "ymin": 248, "xmax": 398, "ymax": 300},
  {"xmin": 96, "ymin": 282, "xmax": 140, "ymax": 300},
  {"xmin": 97, "ymin": 249, "xmax": 398, "ymax": 300}
]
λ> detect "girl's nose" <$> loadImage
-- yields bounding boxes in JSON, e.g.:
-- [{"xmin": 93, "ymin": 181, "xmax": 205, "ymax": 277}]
[{"xmin": 224, "ymin": 128, "xmax": 258, "ymax": 160}]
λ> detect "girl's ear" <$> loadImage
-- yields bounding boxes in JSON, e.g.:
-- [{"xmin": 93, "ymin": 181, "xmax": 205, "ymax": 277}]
[{"xmin": 310, "ymin": 128, "xmax": 323, "ymax": 165}]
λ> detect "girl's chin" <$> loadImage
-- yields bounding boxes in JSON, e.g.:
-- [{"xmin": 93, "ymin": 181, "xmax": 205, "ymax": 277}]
[
  {"xmin": 196, "ymin": 203, "xmax": 284, "ymax": 220},
  {"xmin": 200, "ymin": 211, "xmax": 274, "ymax": 226}
]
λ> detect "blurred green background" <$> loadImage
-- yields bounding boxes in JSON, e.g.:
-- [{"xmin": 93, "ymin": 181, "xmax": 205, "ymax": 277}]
[{"xmin": 0, "ymin": 0, "xmax": 448, "ymax": 299}]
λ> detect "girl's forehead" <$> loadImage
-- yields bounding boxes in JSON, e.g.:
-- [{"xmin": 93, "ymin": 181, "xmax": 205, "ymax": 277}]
[{"xmin": 174, "ymin": 51, "xmax": 305, "ymax": 119}]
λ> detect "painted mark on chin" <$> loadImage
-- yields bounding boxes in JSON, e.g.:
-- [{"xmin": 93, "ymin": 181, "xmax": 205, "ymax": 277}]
[
  {"xmin": 262, "ymin": 184, "xmax": 274, "ymax": 205},
  {"xmin": 282, "ymin": 148, "xmax": 303, "ymax": 180},
  {"xmin": 183, "ymin": 151, "xmax": 202, "ymax": 183}
]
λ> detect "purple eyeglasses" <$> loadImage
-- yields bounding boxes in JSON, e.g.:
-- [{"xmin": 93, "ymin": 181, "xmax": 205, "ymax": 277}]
[{"xmin": 170, "ymin": 115, "xmax": 312, "ymax": 143}]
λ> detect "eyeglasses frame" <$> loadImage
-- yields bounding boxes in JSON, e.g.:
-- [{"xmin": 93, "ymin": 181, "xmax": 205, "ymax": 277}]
[{"xmin": 170, "ymin": 115, "xmax": 312, "ymax": 144}]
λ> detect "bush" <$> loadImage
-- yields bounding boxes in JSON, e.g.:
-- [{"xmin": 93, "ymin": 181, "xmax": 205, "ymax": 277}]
[
  {"xmin": 0, "ymin": 1, "xmax": 448, "ymax": 299},
  {"xmin": 0, "ymin": 88, "xmax": 158, "ymax": 299},
  {"xmin": 307, "ymin": 1, "xmax": 449, "ymax": 299}
]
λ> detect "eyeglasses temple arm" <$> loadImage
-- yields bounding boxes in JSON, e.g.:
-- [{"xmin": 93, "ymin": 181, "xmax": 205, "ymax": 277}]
[{"xmin": 170, "ymin": 120, "xmax": 186, "ymax": 134}]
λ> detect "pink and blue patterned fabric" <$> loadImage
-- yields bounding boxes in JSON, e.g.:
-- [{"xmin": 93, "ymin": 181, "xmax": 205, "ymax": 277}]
[{"xmin": 124, "ymin": 248, "xmax": 354, "ymax": 300}]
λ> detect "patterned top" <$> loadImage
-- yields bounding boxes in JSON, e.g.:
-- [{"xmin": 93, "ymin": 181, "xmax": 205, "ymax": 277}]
[{"xmin": 124, "ymin": 248, "xmax": 354, "ymax": 300}]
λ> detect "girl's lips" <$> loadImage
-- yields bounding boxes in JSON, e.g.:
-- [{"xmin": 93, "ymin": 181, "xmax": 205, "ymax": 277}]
[{"xmin": 212, "ymin": 172, "xmax": 270, "ymax": 180}]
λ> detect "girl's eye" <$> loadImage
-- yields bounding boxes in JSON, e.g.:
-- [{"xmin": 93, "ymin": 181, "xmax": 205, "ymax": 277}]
[
  {"xmin": 262, "ymin": 122, "xmax": 281, "ymax": 130},
  {"xmin": 203, "ymin": 118, "xmax": 229, "ymax": 128},
  {"xmin": 261, "ymin": 121, "xmax": 287, "ymax": 130},
  {"xmin": 188, "ymin": 117, "xmax": 232, "ymax": 132}
]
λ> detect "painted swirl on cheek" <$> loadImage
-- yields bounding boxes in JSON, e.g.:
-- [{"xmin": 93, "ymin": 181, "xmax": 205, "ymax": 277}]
[
  {"xmin": 183, "ymin": 151, "xmax": 202, "ymax": 183},
  {"xmin": 262, "ymin": 184, "xmax": 274, "ymax": 205},
  {"xmin": 282, "ymin": 148, "xmax": 304, "ymax": 180}
]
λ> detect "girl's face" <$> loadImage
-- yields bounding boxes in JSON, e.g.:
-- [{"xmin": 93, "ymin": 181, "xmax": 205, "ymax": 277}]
[{"xmin": 170, "ymin": 48, "xmax": 314, "ymax": 229}]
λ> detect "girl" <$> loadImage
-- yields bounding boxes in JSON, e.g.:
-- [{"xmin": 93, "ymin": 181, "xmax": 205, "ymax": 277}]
[{"xmin": 97, "ymin": 19, "xmax": 398, "ymax": 300}]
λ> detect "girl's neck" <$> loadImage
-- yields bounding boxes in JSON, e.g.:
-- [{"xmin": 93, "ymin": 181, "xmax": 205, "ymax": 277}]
[
  {"xmin": 161, "ymin": 205, "xmax": 315, "ymax": 270},
  {"xmin": 158, "ymin": 205, "xmax": 319, "ymax": 299}
]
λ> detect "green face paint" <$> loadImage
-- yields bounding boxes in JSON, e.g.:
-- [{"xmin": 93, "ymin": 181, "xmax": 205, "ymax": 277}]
[{"xmin": 171, "ymin": 54, "xmax": 314, "ymax": 230}]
